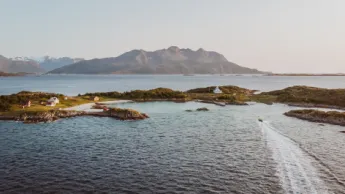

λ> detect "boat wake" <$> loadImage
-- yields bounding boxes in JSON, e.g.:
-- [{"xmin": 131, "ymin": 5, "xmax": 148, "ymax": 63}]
[{"xmin": 259, "ymin": 121, "xmax": 330, "ymax": 193}]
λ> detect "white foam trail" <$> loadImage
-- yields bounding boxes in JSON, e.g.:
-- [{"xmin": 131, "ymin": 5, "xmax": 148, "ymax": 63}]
[{"xmin": 259, "ymin": 121, "xmax": 330, "ymax": 194}]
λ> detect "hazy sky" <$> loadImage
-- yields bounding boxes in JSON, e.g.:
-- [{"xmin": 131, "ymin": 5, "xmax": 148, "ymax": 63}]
[{"xmin": 1, "ymin": 0, "xmax": 344, "ymax": 73}]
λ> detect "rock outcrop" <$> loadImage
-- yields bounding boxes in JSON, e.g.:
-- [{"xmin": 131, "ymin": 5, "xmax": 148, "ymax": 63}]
[
  {"xmin": 17, "ymin": 110, "xmax": 85, "ymax": 123},
  {"xmin": 0, "ymin": 108, "xmax": 149, "ymax": 124},
  {"xmin": 106, "ymin": 108, "xmax": 149, "ymax": 120},
  {"xmin": 196, "ymin": 107, "xmax": 209, "ymax": 111},
  {"xmin": 197, "ymin": 100, "xmax": 226, "ymax": 107}
]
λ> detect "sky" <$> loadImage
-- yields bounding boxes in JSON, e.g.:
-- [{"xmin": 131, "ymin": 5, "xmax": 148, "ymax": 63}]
[{"xmin": 0, "ymin": 0, "xmax": 344, "ymax": 73}]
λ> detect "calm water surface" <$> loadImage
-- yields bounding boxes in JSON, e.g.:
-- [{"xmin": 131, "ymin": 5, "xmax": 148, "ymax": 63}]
[
  {"xmin": 1, "ymin": 74, "xmax": 345, "ymax": 95},
  {"xmin": 1, "ymin": 75, "xmax": 345, "ymax": 193}
]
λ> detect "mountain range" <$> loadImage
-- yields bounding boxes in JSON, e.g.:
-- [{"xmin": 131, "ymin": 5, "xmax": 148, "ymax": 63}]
[
  {"xmin": 49, "ymin": 47, "xmax": 263, "ymax": 74},
  {"xmin": 0, "ymin": 55, "xmax": 83, "ymax": 73},
  {"xmin": 1, "ymin": 47, "xmax": 264, "ymax": 74}
]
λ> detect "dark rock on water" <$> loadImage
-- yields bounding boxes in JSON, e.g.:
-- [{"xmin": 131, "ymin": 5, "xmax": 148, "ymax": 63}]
[
  {"xmin": 197, "ymin": 100, "xmax": 226, "ymax": 107},
  {"xmin": 185, "ymin": 107, "xmax": 210, "ymax": 112},
  {"xmin": 226, "ymin": 101, "xmax": 249, "ymax": 106},
  {"xmin": 196, "ymin": 107, "xmax": 209, "ymax": 111}
]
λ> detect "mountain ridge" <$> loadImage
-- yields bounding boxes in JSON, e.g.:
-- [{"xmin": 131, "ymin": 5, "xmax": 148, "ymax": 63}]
[
  {"xmin": 0, "ymin": 55, "xmax": 83, "ymax": 73},
  {"xmin": 49, "ymin": 46, "xmax": 263, "ymax": 74}
]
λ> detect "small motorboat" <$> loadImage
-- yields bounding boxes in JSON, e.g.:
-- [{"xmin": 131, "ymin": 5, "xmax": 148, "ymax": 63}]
[{"xmin": 258, "ymin": 118, "xmax": 263, "ymax": 122}]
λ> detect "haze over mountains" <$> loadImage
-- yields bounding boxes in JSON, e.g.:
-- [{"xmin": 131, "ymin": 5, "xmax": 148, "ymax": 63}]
[
  {"xmin": 0, "ymin": 55, "xmax": 83, "ymax": 73},
  {"xmin": 49, "ymin": 46, "xmax": 263, "ymax": 74}
]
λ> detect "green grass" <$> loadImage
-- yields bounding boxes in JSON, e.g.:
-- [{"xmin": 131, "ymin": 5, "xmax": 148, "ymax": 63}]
[
  {"xmin": 262, "ymin": 86, "xmax": 345, "ymax": 107},
  {"xmin": 0, "ymin": 93, "xmax": 118, "ymax": 116},
  {"xmin": 250, "ymin": 94, "xmax": 277, "ymax": 104}
]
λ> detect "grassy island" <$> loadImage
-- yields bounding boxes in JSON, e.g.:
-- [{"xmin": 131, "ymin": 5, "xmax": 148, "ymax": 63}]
[
  {"xmin": 0, "ymin": 86, "xmax": 253, "ymax": 123},
  {"xmin": 254, "ymin": 86, "xmax": 345, "ymax": 109},
  {"xmin": 284, "ymin": 109, "xmax": 345, "ymax": 127}
]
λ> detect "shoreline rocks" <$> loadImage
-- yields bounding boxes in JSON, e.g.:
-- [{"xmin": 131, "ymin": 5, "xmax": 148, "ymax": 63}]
[
  {"xmin": 287, "ymin": 103, "xmax": 345, "ymax": 110},
  {"xmin": 4, "ymin": 110, "xmax": 86, "ymax": 124},
  {"xmin": 197, "ymin": 100, "xmax": 226, "ymax": 107},
  {"xmin": 225, "ymin": 101, "xmax": 248, "ymax": 106},
  {"xmin": 0, "ymin": 108, "xmax": 149, "ymax": 124}
]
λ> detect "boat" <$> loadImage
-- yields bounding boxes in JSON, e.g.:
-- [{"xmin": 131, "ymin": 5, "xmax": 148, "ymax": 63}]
[{"xmin": 258, "ymin": 118, "xmax": 263, "ymax": 122}]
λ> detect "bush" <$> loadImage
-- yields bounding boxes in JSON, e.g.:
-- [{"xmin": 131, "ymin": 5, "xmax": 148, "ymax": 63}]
[
  {"xmin": 218, "ymin": 95, "xmax": 236, "ymax": 101},
  {"xmin": 219, "ymin": 85, "xmax": 252, "ymax": 95},
  {"xmin": 84, "ymin": 88, "xmax": 187, "ymax": 99},
  {"xmin": 0, "ymin": 101, "xmax": 11, "ymax": 111},
  {"xmin": 186, "ymin": 87, "xmax": 216, "ymax": 93}
]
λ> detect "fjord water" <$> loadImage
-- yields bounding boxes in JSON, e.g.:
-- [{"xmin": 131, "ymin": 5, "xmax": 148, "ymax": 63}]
[
  {"xmin": 1, "ymin": 74, "xmax": 345, "ymax": 95},
  {"xmin": 1, "ymin": 75, "xmax": 345, "ymax": 193}
]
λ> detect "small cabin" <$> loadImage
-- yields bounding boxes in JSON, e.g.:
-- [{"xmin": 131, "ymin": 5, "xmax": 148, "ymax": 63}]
[
  {"xmin": 22, "ymin": 100, "xmax": 31, "ymax": 109},
  {"xmin": 47, "ymin": 97, "xmax": 60, "ymax": 104},
  {"xmin": 213, "ymin": 86, "xmax": 222, "ymax": 94},
  {"xmin": 91, "ymin": 96, "xmax": 100, "ymax": 102},
  {"xmin": 26, "ymin": 100, "xmax": 31, "ymax": 107}
]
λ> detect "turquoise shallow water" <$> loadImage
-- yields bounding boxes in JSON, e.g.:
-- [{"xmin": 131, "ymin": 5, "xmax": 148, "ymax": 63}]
[{"xmin": 1, "ymin": 101, "xmax": 345, "ymax": 193}]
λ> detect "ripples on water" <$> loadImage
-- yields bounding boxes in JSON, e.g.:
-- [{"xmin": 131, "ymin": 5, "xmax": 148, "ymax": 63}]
[{"xmin": 1, "ymin": 102, "xmax": 345, "ymax": 193}]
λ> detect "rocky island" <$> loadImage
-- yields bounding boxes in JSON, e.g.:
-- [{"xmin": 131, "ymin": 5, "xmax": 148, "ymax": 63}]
[
  {"xmin": 256, "ymin": 86, "xmax": 345, "ymax": 110},
  {"xmin": 284, "ymin": 109, "xmax": 345, "ymax": 126},
  {"xmin": 0, "ymin": 91, "xmax": 149, "ymax": 123},
  {"xmin": 0, "ymin": 86, "xmax": 255, "ymax": 123}
]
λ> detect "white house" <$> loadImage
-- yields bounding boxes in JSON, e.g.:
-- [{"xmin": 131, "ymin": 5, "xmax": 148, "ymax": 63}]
[
  {"xmin": 213, "ymin": 86, "xmax": 222, "ymax": 94},
  {"xmin": 46, "ymin": 97, "xmax": 60, "ymax": 106}
]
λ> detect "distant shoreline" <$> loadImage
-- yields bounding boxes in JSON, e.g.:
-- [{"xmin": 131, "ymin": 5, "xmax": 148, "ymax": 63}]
[
  {"xmin": 2, "ymin": 72, "xmax": 345, "ymax": 77},
  {"xmin": 266, "ymin": 73, "xmax": 345, "ymax": 76},
  {"xmin": 0, "ymin": 71, "xmax": 31, "ymax": 77}
]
